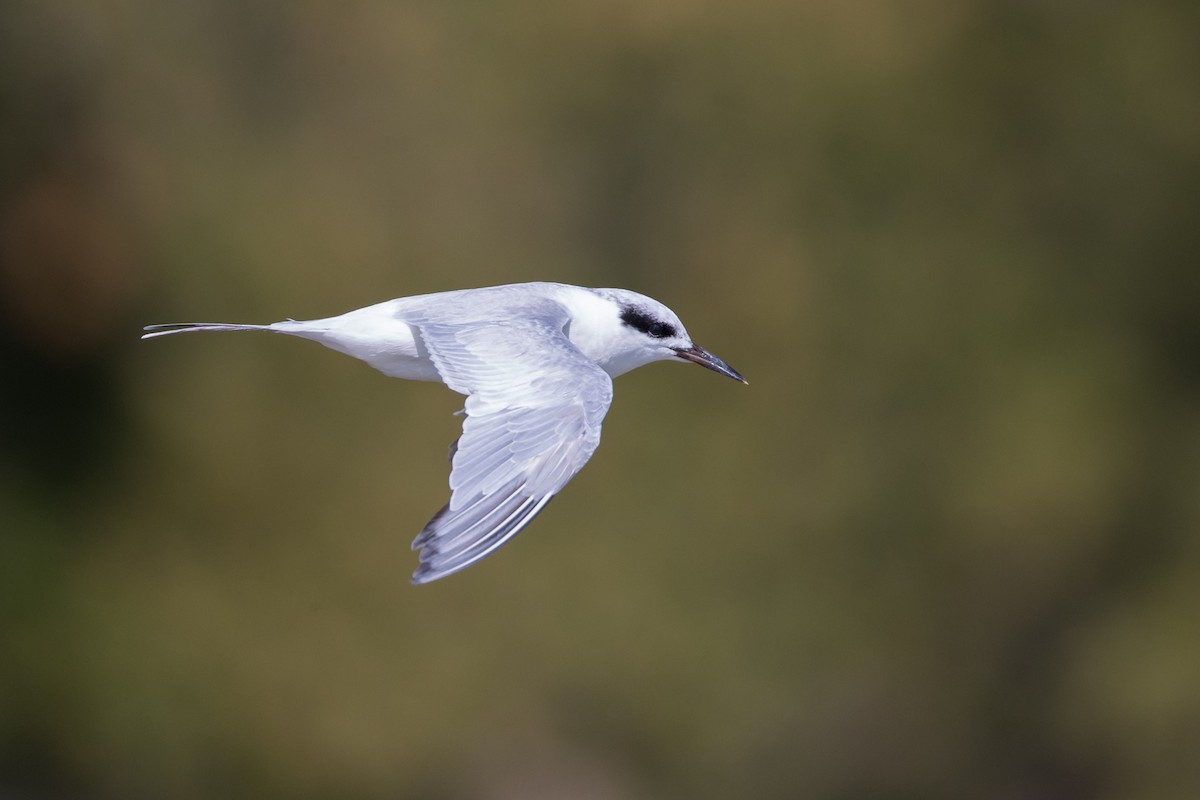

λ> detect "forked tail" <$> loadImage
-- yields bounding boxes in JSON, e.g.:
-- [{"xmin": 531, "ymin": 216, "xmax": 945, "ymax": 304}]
[{"xmin": 141, "ymin": 322, "xmax": 277, "ymax": 340}]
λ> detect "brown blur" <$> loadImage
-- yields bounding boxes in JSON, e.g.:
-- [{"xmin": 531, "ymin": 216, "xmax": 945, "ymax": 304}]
[{"xmin": 2, "ymin": 3, "xmax": 1198, "ymax": 798}]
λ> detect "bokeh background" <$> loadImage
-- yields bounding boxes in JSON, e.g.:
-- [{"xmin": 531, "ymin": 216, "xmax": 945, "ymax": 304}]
[{"xmin": 2, "ymin": 2, "xmax": 1198, "ymax": 798}]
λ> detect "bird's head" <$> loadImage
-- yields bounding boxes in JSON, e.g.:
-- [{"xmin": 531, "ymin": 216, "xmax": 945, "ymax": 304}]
[{"xmin": 574, "ymin": 288, "xmax": 746, "ymax": 383}]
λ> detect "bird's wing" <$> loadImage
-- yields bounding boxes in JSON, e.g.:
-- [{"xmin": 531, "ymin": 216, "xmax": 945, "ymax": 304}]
[{"xmin": 408, "ymin": 306, "xmax": 614, "ymax": 584}]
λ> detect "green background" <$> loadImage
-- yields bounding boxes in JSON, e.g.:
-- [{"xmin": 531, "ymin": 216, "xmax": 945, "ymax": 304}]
[{"xmin": 2, "ymin": 2, "xmax": 1198, "ymax": 798}]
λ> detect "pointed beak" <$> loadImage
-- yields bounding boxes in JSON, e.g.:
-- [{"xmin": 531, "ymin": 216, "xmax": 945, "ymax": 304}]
[{"xmin": 673, "ymin": 344, "xmax": 748, "ymax": 384}]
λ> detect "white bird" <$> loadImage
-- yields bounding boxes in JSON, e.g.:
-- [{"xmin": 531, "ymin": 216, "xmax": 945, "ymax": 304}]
[{"xmin": 143, "ymin": 281, "xmax": 746, "ymax": 584}]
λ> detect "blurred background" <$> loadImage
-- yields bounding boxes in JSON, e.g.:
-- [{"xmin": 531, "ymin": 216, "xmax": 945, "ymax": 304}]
[{"xmin": 2, "ymin": 2, "xmax": 1198, "ymax": 798}]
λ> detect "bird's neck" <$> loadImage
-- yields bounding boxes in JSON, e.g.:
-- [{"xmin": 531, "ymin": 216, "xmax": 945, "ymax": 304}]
[{"xmin": 556, "ymin": 287, "xmax": 639, "ymax": 378}]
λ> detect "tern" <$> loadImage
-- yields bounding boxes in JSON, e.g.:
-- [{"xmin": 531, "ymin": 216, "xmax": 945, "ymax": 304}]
[{"xmin": 143, "ymin": 281, "xmax": 746, "ymax": 584}]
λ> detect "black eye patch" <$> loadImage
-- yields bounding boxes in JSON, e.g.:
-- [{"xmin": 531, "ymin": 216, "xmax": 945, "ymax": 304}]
[{"xmin": 620, "ymin": 306, "xmax": 676, "ymax": 339}]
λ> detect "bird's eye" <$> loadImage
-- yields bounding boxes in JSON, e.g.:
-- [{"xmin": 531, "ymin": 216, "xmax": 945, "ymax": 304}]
[{"xmin": 620, "ymin": 306, "xmax": 676, "ymax": 339}]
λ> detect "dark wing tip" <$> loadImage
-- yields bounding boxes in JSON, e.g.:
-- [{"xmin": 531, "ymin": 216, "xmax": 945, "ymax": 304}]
[{"xmin": 408, "ymin": 487, "xmax": 554, "ymax": 585}]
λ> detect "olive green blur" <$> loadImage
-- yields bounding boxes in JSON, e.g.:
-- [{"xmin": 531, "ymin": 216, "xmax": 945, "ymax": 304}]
[{"xmin": 2, "ymin": 2, "xmax": 1198, "ymax": 798}]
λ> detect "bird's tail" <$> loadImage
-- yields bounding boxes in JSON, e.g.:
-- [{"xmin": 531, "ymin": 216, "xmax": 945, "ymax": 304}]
[{"xmin": 141, "ymin": 322, "xmax": 282, "ymax": 340}]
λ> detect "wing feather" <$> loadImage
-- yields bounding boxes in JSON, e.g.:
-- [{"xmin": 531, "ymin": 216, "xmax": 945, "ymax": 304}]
[{"xmin": 407, "ymin": 302, "xmax": 613, "ymax": 584}]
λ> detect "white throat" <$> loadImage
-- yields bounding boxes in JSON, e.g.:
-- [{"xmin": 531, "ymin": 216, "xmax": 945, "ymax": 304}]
[{"xmin": 554, "ymin": 287, "xmax": 648, "ymax": 378}]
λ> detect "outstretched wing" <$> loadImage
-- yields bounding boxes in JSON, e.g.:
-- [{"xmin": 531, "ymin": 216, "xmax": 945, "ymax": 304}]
[{"xmin": 409, "ymin": 305, "xmax": 614, "ymax": 584}]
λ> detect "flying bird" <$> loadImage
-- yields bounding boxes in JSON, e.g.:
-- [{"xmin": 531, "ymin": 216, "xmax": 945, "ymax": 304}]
[{"xmin": 143, "ymin": 282, "xmax": 746, "ymax": 584}]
